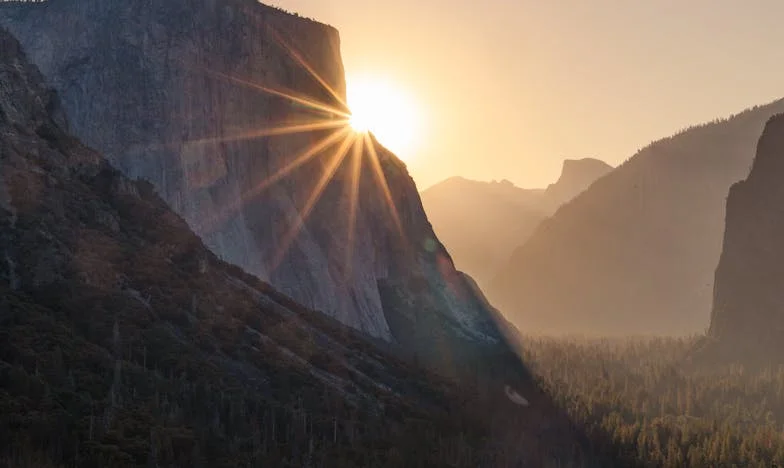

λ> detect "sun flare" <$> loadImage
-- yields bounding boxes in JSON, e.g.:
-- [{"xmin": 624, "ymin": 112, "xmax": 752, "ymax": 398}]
[{"xmin": 347, "ymin": 76, "xmax": 421, "ymax": 160}]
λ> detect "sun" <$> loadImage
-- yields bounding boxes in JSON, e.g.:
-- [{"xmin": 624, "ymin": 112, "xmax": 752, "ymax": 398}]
[{"xmin": 347, "ymin": 75, "xmax": 421, "ymax": 160}]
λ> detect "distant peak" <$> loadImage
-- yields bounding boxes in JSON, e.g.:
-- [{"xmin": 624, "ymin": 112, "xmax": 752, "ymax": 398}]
[
  {"xmin": 439, "ymin": 175, "xmax": 472, "ymax": 187},
  {"xmin": 560, "ymin": 157, "xmax": 612, "ymax": 174},
  {"xmin": 552, "ymin": 158, "xmax": 612, "ymax": 188}
]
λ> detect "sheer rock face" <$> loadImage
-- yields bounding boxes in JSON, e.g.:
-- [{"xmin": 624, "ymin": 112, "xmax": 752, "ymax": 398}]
[
  {"xmin": 710, "ymin": 114, "xmax": 784, "ymax": 355},
  {"xmin": 0, "ymin": 0, "xmax": 500, "ymax": 345}
]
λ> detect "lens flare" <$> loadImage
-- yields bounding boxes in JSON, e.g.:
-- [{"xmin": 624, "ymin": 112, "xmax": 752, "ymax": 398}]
[
  {"xmin": 347, "ymin": 76, "xmax": 421, "ymax": 161},
  {"xmin": 174, "ymin": 24, "xmax": 408, "ymax": 282}
]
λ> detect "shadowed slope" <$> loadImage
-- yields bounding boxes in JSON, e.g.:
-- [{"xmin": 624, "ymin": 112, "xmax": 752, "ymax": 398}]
[{"xmin": 706, "ymin": 114, "xmax": 784, "ymax": 363}]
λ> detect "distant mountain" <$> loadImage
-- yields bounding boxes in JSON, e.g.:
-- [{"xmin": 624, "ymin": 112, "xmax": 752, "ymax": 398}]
[
  {"xmin": 421, "ymin": 158, "xmax": 611, "ymax": 288},
  {"xmin": 539, "ymin": 158, "xmax": 613, "ymax": 213},
  {"xmin": 420, "ymin": 177, "xmax": 546, "ymax": 288},
  {"xmin": 0, "ymin": 27, "xmax": 597, "ymax": 466},
  {"xmin": 0, "ymin": 26, "xmax": 457, "ymax": 465},
  {"xmin": 488, "ymin": 99, "xmax": 784, "ymax": 336},
  {"xmin": 707, "ymin": 114, "xmax": 784, "ymax": 361}
]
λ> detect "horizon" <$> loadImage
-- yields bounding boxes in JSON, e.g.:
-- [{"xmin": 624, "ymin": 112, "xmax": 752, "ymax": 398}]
[{"xmin": 271, "ymin": 0, "xmax": 784, "ymax": 190}]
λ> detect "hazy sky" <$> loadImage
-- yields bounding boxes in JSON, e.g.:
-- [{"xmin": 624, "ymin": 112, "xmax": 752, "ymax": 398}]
[{"xmin": 270, "ymin": 0, "xmax": 784, "ymax": 190}]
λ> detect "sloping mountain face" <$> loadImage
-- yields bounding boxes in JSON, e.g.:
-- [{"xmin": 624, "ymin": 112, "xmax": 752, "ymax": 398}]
[
  {"xmin": 420, "ymin": 177, "xmax": 546, "ymax": 288},
  {"xmin": 420, "ymin": 158, "xmax": 611, "ymax": 288},
  {"xmin": 489, "ymin": 99, "xmax": 784, "ymax": 336},
  {"xmin": 0, "ymin": 0, "xmax": 497, "ymax": 347},
  {"xmin": 0, "ymin": 28, "xmax": 601, "ymax": 466},
  {"xmin": 708, "ymin": 114, "xmax": 784, "ymax": 361}
]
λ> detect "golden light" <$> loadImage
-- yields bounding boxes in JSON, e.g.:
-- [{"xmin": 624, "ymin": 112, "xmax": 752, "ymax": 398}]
[
  {"xmin": 347, "ymin": 75, "xmax": 421, "ymax": 161},
  {"xmin": 185, "ymin": 27, "xmax": 407, "ymax": 276}
]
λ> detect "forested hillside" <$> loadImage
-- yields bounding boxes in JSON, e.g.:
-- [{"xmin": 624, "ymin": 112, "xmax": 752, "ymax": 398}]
[{"xmin": 523, "ymin": 337, "xmax": 784, "ymax": 467}]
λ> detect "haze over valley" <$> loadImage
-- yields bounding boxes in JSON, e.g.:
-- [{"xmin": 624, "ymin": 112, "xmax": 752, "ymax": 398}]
[
  {"xmin": 4, "ymin": 1, "xmax": 784, "ymax": 466},
  {"xmin": 420, "ymin": 158, "xmax": 613, "ymax": 289}
]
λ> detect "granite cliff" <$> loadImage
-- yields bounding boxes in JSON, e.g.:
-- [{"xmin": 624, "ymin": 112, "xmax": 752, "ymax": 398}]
[
  {"xmin": 708, "ymin": 114, "xmax": 784, "ymax": 360},
  {"xmin": 0, "ymin": 0, "xmax": 499, "ymax": 350}
]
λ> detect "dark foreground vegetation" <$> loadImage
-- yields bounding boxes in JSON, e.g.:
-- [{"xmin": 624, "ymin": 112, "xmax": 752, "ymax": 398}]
[{"xmin": 523, "ymin": 336, "xmax": 784, "ymax": 467}]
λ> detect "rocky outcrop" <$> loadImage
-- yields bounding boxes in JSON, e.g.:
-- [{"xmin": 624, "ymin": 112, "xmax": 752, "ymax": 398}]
[
  {"xmin": 709, "ymin": 114, "xmax": 784, "ymax": 358},
  {"xmin": 488, "ymin": 100, "xmax": 784, "ymax": 336},
  {"xmin": 0, "ymin": 0, "xmax": 498, "ymax": 347}
]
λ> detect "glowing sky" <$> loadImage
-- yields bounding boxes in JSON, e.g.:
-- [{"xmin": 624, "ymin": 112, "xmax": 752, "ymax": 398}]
[{"xmin": 270, "ymin": 0, "xmax": 784, "ymax": 190}]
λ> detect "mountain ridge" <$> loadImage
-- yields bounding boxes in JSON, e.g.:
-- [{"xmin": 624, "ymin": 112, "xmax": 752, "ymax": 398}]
[
  {"xmin": 420, "ymin": 157, "xmax": 611, "ymax": 288},
  {"xmin": 488, "ymin": 98, "xmax": 784, "ymax": 336}
]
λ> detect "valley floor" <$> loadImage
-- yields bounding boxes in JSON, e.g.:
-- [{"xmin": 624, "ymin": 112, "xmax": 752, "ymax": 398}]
[{"xmin": 522, "ymin": 336, "xmax": 784, "ymax": 467}]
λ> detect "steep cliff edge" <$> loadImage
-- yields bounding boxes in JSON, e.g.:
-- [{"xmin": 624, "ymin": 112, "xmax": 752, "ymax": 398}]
[
  {"xmin": 0, "ymin": 0, "xmax": 498, "ymax": 348},
  {"xmin": 708, "ymin": 114, "xmax": 784, "ymax": 359}
]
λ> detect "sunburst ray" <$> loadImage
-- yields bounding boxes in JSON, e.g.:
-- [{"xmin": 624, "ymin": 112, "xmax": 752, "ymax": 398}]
[
  {"xmin": 183, "ymin": 119, "xmax": 348, "ymax": 147},
  {"xmin": 364, "ymin": 133, "xmax": 405, "ymax": 241},
  {"xmin": 267, "ymin": 26, "xmax": 349, "ymax": 112},
  {"xmin": 269, "ymin": 131, "xmax": 357, "ymax": 272},
  {"xmin": 201, "ymin": 126, "xmax": 351, "ymax": 235},
  {"xmin": 203, "ymin": 68, "xmax": 350, "ymax": 119},
  {"xmin": 344, "ymin": 135, "xmax": 365, "ymax": 278}
]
